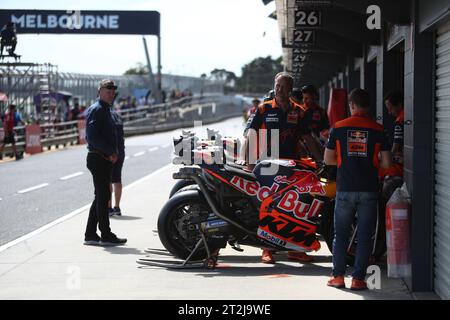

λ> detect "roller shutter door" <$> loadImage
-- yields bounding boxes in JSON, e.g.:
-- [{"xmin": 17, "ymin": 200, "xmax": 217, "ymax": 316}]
[{"xmin": 434, "ymin": 20, "xmax": 450, "ymax": 300}]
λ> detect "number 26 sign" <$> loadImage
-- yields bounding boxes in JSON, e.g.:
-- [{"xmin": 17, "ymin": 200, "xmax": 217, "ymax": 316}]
[{"xmin": 295, "ymin": 9, "xmax": 321, "ymax": 28}]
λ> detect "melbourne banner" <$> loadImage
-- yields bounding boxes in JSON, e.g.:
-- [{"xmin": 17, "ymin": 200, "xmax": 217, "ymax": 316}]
[{"xmin": 0, "ymin": 10, "xmax": 160, "ymax": 35}]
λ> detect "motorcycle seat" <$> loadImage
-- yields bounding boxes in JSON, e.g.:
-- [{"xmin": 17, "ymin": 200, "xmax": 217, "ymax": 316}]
[{"xmin": 223, "ymin": 163, "xmax": 257, "ymax": 180}]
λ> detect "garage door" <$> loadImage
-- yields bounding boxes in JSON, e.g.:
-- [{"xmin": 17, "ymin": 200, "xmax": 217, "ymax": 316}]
[{"xmin": 434, "ymin": 20, "xmax": 450, "ymax": 300}]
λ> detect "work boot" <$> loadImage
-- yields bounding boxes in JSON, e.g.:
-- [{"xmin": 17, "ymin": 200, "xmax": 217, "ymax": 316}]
[
  {"xmin": 113, "ymin": 207, "xmax": 122, "ymax": 216},
  {"xmin": 84, "ymin": 233, "xmax": 101, "ymax": 246},
  {"xmin": 287, "ymin": 251, "xmax": 314, "ymax": 262},
  {"xmin": 100, "ymin": 232, "xmax": 127, "ymax": 246},
  {"xmin": 261, "ymin": 249, "xmax": 275, "ymax": 264},
  {"xmin": 350, "ymin": 278, "xmax": 368, "ymax": 291},
  {"xmin": 327, "ymin": 276, "xmax": 346, "ymax": 288}
]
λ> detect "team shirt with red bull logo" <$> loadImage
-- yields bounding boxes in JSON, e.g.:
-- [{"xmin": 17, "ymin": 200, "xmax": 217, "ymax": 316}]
[
  {"xmin": 245, "ymin": 99, "xmax": 310, "ymax": 159},
  {"xmin": 326, "ymin": 112, "xmax": 390, "ymax": 192},
  {"xmin": 301, "ymin": 103, "xmax": 330, "ymax": 136}
]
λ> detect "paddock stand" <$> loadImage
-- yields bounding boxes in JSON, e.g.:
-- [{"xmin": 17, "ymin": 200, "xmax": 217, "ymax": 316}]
[{"xmin": 136, "ymin": 233, "xmax": 218, "ymax": 269}]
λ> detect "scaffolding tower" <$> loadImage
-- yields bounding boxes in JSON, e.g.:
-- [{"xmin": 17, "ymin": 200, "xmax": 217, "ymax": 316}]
[{"xmin": 0, "ymin": 62, "xmax": 58, "ymax": 122}]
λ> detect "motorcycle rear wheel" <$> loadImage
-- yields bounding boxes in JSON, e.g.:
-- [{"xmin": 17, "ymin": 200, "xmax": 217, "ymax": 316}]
[{"xmin": 168, "ymin": 179, "xmax": 196, "ymax": 198}]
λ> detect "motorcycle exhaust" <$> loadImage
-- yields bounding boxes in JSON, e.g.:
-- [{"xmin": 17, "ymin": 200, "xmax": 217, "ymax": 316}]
[{"xmin": 189, "ymin": 174, "xmax": 257, "ymax": 236}]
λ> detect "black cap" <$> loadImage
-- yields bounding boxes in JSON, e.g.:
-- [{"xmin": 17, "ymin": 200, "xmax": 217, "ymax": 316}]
[{"xmin": 98, "ymin": 79, "xmax": 118, "ymax": 91}]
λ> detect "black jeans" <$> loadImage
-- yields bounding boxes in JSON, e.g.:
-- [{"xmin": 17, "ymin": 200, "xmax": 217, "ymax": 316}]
[{"xmin": 85, "ymin": 152, "xmax": 113, "ymax": 238}]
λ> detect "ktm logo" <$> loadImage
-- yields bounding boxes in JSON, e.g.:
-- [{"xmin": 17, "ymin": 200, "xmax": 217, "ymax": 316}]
[{"xmin": 259, "ymin": 212, "xmax": 317, "ymax": 248}]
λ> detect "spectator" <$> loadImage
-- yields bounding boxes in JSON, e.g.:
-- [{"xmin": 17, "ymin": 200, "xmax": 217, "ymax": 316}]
[
  {"xmin": 108, "ymin": 108, "xmax": 125, "ymax": 217},
  {"xmin": 78, "ymin": 105, "xmax": 87, "ymax": 120},
  {"xmin": 138, "ymin": 95, "xmax": 146, "ymax": 106},
  {"xmin": 70, "ymin": 102, "xmax": 81, "ymax": 121},
  {"xmin": 0, "ymin": 104, "xmax": 23, "ymax": 160}
]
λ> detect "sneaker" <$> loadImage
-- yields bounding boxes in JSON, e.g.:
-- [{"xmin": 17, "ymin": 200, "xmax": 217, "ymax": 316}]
[
  {"xmin": 108, "ymin": 207, "xmax": 115, "ymax": 217},
  {"xmin": 261, "ymin": 249, "xmax": 275, "ymax": 264},
  {"xmin": 113, "ymin": 207, "xmax": 122, "ymax": 216},
  {"xmin": 287, "ymin": 251, "xmax": 314, "ymax": 263},
  {"xmin": 327, "ymin": 276, "xmax": 346, "ymax": 288},
  {"xmin": 350, "ymin": 278, "xmax": 368, "ymax": 291},
  {"xmin": 100, "ymin": 232, "xmax": 127, "ymax": 246},
  {"xmin": 84, "ymin": 234, "xmax": 101, "ymax": 246}
]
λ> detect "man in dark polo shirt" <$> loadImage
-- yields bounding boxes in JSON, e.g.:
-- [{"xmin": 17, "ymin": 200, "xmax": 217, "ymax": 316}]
[
  {"xmin": 300, "ymin": 85, "xmax": 329, "ymax": 137},
  {"xmin": 299, "ymin": 84, "xmax": 330, "ymax": 160},
  {"xmin": 244, "ymin": 72, "xmax": 310, "ymax": 163},
  {"xmin": 381, "ymin": 90, "xmax": 405, "ymax": 201},
  {"xmin": 324, "ymin": 88, "xmax": 391, "ymax": 290},
  {"xmin": 84, "ymin": 79, "xmax": 127, "ymax": 246},
  {"xmin": 242, "ymin": 72, "xmax": 315, "ymax": 264}
]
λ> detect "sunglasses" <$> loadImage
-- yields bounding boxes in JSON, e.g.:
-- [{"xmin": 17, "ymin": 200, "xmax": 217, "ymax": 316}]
[{"xmin": 104, "ymin": 85, "xmax": 117, "ymax": 90}]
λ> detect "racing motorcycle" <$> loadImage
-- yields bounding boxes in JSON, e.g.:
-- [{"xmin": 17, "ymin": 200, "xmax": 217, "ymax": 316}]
[{"xmin": 157, "ymin": 130, "xmax": 386, "ymax": 267}]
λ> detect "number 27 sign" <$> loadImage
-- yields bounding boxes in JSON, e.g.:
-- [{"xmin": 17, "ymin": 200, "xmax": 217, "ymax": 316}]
[{"xmin": 293, "ymin": 30, "xmax": 315, "ymax": 45}]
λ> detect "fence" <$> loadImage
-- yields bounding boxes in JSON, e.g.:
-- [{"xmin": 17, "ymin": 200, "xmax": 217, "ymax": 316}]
[{"xmin": 0, "ymin": 94, "xmax": 244, "ymax": 159}]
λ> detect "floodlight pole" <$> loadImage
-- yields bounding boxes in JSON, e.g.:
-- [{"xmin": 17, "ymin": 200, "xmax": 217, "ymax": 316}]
[
  {"xmin": 142, "ymin": 36, "xmax": 161, "ymax": 103},
  {"xmin": 157, "ymin": 35, "xmax": 162, "ymax": 100}
]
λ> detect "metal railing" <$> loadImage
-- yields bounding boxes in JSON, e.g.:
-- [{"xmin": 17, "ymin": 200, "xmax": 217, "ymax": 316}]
[
  {"xmin": 0, "ymin": 94, "xmax": 244, "ymax": 159},
  {"xmin": 40, "ymin": 121, "xmax": 79, "ymax": 150}
]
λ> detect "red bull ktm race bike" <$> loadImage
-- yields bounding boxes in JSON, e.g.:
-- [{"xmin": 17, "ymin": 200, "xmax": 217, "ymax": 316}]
[{"xmin": 138, "ymin": 130, "xmax": 386, "ymax": 268}]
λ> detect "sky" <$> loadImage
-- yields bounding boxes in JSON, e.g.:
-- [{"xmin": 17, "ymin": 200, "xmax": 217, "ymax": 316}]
[{"xmin": 0, "ymin": 0, "xmax": 282, "ymax": 77}]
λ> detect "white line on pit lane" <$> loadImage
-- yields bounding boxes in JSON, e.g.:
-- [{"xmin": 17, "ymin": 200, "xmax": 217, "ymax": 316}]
[
  {"xmin": 162, "ymin": 144, "xmax": 172, "ymax": 148},
  {"xmin": 17, "ymin": 183, "xmax": 49, "ymax": 194},
  {"xmin": 148, "ymin": 147, "xmax": 158, "ymax": 152},
  {"xmin": 133, "ymin": 151, "xmax": 146, "ymax": 157},
  {"xmin": 60, "ymin": 172, "xmax": 84, "ymax": 181},
  {"xmin": 0, "ymin": 163, "xmax": 173, "ymax": 253}
]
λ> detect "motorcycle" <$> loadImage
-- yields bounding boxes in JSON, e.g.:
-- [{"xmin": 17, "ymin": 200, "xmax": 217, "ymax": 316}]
[{"xmin": 149, "ymin": 130, "xmax": 386, "ymax": 269}]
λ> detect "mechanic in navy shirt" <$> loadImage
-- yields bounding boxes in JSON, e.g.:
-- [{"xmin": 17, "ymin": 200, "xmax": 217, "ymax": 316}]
[
  {"xmin": 324, "ymin": 88, "xmax": 391, "ymax": 290},
  {"xmin": 84, "ymin": 79, "xmax": 127, "ymax": 246},
  {"xmin": 243, "ymin": 72, "xmax": 310, "ymax": 163},
  {"xmin": 241, "ymin": 72, "xmax": 316, "ymax": 264},
  {"xmin": 300, "ymin": 85, "xmax": 329, "ymax": 137}
]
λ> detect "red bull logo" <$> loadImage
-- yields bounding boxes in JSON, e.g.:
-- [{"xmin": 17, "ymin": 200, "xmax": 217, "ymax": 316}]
[
  {"xmin": 230, "ymin": 176, "xmax": 280, "ymax": 202},
  {"xmin": 277, "ymin": 190, "xmax": 325, "ymax": 220},
  {"xmin": 274, "ymin": 170, "xmax": 325, "ymax": 195}
]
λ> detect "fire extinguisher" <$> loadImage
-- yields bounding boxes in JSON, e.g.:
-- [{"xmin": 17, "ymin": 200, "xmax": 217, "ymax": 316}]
[{"xmin": 386, "ymin": 183, "xmax": 411, "ymax": 278}]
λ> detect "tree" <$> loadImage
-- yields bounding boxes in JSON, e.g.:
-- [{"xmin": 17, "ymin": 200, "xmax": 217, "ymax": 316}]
[
  {"xmin": 124, "ymin": 63, "xmax": 148, "ymax": 75},
  {"xmin": 236, "ymin": 55, "xmax": 283, "ymax": 93},
  {"xmin": 209, "ymin": 68, "xmax": 237, "ymax": 87}
]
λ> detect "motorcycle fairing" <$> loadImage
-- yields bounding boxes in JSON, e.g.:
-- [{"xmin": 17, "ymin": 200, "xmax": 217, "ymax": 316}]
[
  {"xmin": 258, "ymin": 200, "xmax": 321, "ymax": 251},
  {"xmin": 256, "ymin": 170, "xmax": 325, "ymax": 251}
]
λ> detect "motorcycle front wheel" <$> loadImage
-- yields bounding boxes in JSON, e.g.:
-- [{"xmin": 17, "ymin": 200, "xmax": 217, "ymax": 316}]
[{"xmin": 158, "ymin": 189, "xmax": 222, "ymax": 260}]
